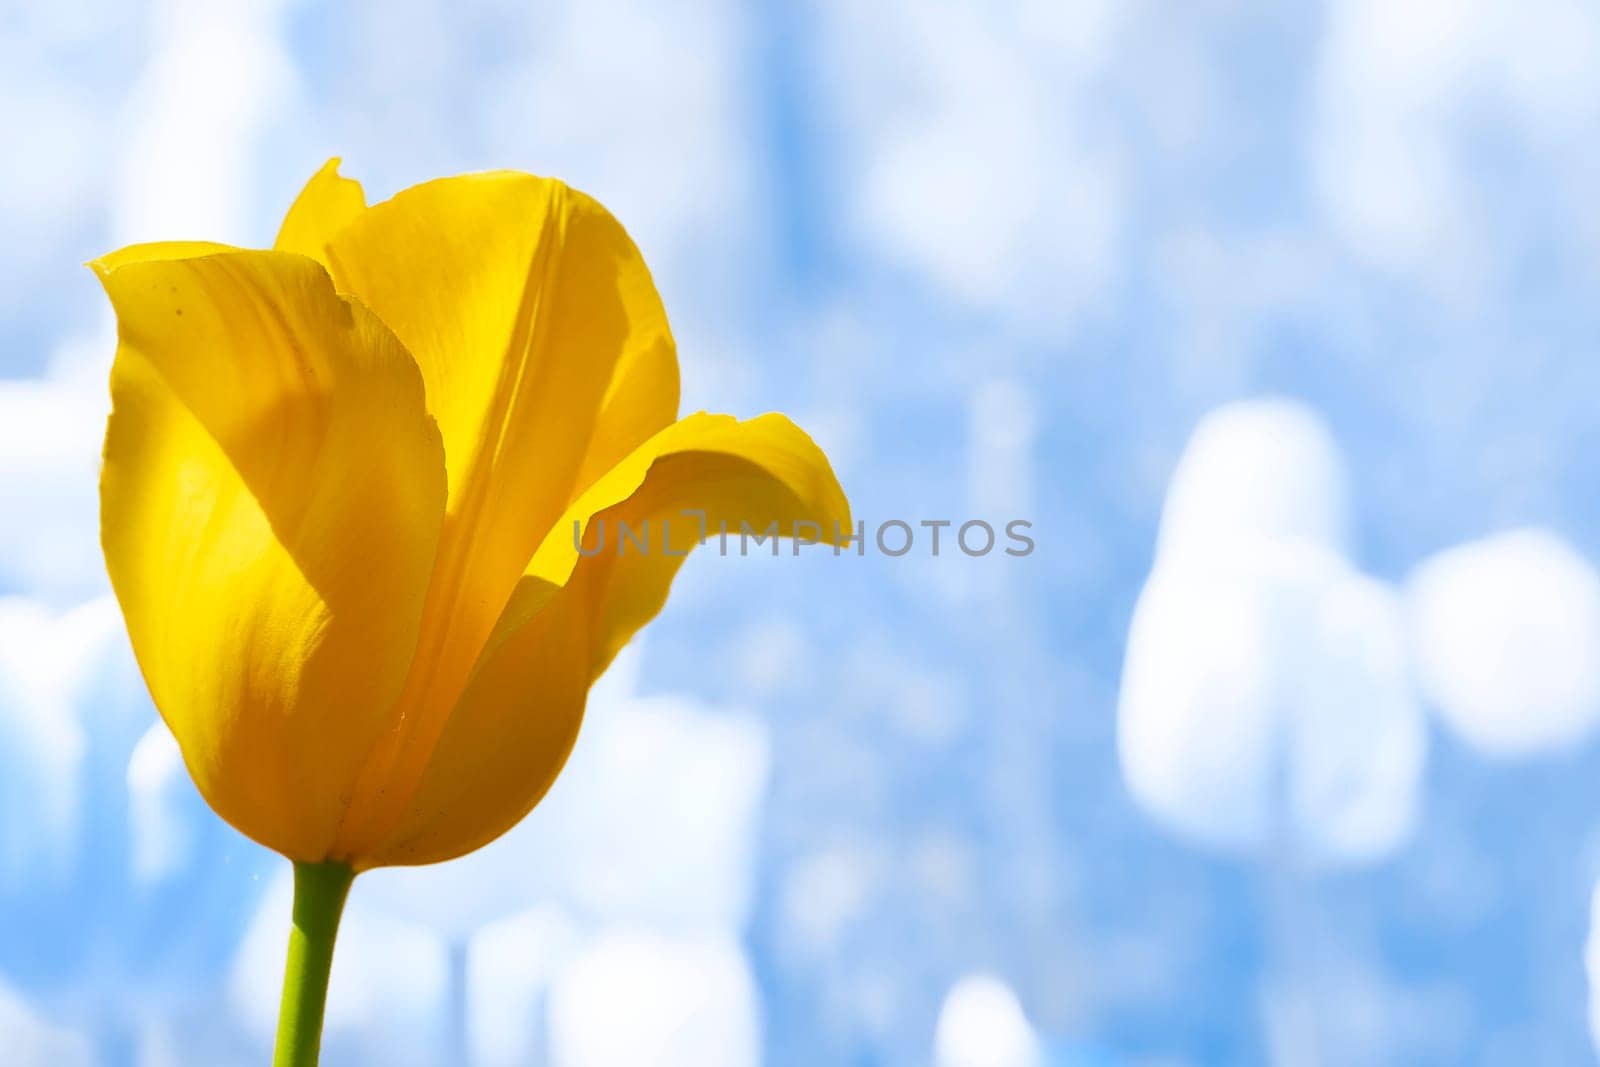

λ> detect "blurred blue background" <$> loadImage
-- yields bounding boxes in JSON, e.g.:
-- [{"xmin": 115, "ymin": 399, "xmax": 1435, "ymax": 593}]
[{"xmin": 6, "ymin": 0, "xmax": 1600, "ymax": 1063}]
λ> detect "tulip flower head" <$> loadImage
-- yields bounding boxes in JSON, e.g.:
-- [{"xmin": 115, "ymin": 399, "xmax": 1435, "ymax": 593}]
[{"xmin": 91, "ymin": 159, "xmax": 849, "ymax": 1064}]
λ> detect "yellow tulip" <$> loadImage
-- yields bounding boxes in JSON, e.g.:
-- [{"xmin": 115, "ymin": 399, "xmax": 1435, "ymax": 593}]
[{"xmin": 91, "ymin": 159, "xmax": 849, "ymax": 1065}]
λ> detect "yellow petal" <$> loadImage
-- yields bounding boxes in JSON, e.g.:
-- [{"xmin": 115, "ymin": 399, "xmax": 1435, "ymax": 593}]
[
  {"xmin": 354, "ymin": 571, "xmax": 585, "ymax": 867},
  {"xmin": 92, "ymin": 240, "xmax": 238, "ymax": 272},
  {"xmin": 321, "ymin": 173, "xmax": 679, "ymax": 852},
  {"xmin": 358, "ymin": 412, "xmax": 849, "ymax": 866},
  {"xmin": 95, "ymin": 248, "xmax": 446, "ymax": 862},
  {"xmin": 273, "ymin": 158, "xmax": 367, "ymax": 266}
]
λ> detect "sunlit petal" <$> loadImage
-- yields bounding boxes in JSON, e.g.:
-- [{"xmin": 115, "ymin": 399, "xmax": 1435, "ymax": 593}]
[
  {"xmin": 273, "ymin": 158, "xmax": 367, "ymax": 266},
  {"xmin": 360, "ymin": 412, "xmax": 849, "ymax": 866},
  {"xmin": 95, "ymin": 248, "xmax": 446, "ymax": 861},
  {"xmin": 322, "ymin": 173, "xmax": 679, "ymax": 852}
]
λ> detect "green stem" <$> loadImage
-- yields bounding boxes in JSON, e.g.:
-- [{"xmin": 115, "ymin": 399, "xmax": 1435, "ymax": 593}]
[{"xmin": 273, "ymin": 860, "xmax": 356, "ymax": 1067}]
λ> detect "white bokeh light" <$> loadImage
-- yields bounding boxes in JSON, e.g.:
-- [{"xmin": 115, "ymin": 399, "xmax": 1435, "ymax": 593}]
[
  {"xmin": 1119, "ymin": 398, "xmax": 1425, "ymax": 865},
  {"xmin": 548, "ymin": 930, "xmax": 760, "ymax": 1067},
  {"xmin": 0, "ymin": 353, "xmax": 111, "ymax": 606},
  {"xmin": 818, "ymin": 0, "xmax": 1123, "ymax": 333},
  {"xmin": 113, "ymin": 0, "xmax": 296, "ymax": 247},
  {"xmin": 0, "ymin": 596, "xmax": 123, "ymax": 883},
  {"xmin": 1155, "ymin": 400, "xmax": 1350, "ymax": 565},
  {"xmin": 1314, "ymin": 0, "xmax": 1600, "ymax": 288},
  {"xmin": 1406, "ymin": 528, "xmax": 1600, "ymax": 757},
  {"xmin": 0, "ymin": 981, "xmax": 91, "ymax": 1067},
  {"xmin": 933, "ymin": 973, "xmax": 1042, "ymax": 1067},
  {"xmin": 1585, "ymin": 876, "xmax": 1600, "ymax": 1058}
]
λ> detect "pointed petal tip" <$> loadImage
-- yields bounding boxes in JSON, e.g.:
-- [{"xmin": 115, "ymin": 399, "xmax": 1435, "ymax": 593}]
[{"xmin": 275, "ymin": 160, "xmax": 369, "ymax": 260}]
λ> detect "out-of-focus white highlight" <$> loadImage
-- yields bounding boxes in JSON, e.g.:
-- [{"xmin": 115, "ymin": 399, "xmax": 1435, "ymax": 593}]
[
  {"xmin": 0, "ymin": 981, "xmax": 91, "ymax": 1067},
  {"xmin": 934, "ymin": 974, "xmax": 1042, "ymax": 1067},
  {"xmin": 523, "ymin": 691, "xmax": 771, "ymax": 931},
  {"xmin": 1119, "ymin": 399, "xmax": 1424, "ymax": 864},
  {"xmin": 548, "ymin": 931, "xmax": 760, "ymax": 1067},
  {"xmin": 1122, "ymin": 546, "xmax": 1422, "ymax": 862},
  {"xmin": 1586, "ymin": 879, "xmax": 1600, "ymax": 1057},
  {"xmin": 820, "ymin": 0, "xmax": 1122, "ymax": 332},
  {"xmin": 0, "ymin": 598, "xmax": 115, "ymax": 882},
  {"xmin": 1407, "ymin": 529, "xmax": 1600, "ymax": 757},
  {"xmin": 1582, "ymin": 877, "xmax": 1600, "ymax": 1060},
  {"xmin": 126, "ymin": 723, "xmax": 192, "ymax": 885},
  {"xmin": 1315, "ymin": 0, "xmax": 1600, "ymax": 281},
  {"xmin": 466, "ymin": 908, "xmax": 583, "ymax": 1067},
  {"xmin": 1156, "ymin": 401, "xmax": 1349, "ymax": 563},
  {"xmin": 0, "ymin": 351, "xmax": 110, "ymax": 605},
  {"xmin": 115, "ymin": 0, "xmax": 295, "ymax": 245}
]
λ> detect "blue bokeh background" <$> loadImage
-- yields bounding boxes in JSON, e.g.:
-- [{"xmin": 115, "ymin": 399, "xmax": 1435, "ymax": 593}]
[{"xmin": 6, "ymin": 1, "xmax": 1600, "ymax": 1064}]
